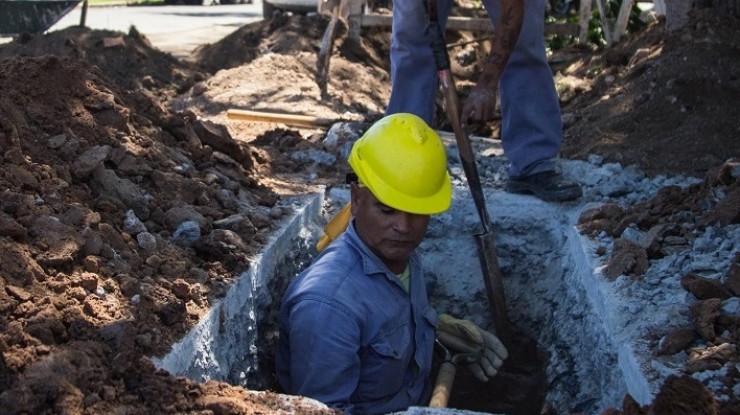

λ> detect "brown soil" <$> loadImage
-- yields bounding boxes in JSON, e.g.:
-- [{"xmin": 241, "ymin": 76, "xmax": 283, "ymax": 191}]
[{"xmin": 0, "ymin": 6, "xmax": 738, "ymax": 415}]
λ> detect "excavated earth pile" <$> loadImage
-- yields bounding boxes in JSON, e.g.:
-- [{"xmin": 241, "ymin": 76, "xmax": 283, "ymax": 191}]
[{"xmin": 0, "ymin": 7, "xmax": 738, "ymax": 415}]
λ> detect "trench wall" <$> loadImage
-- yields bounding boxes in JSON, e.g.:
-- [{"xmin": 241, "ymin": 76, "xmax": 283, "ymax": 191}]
[{"xmin": 153, "ymin": 186, "xmax": 656, "ymax": 414}]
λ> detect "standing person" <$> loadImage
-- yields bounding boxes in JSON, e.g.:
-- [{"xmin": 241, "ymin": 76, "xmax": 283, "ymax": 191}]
[
  {"xmin": 276, "ymin": 113, "xmax": 508, "ymax": 414},
  {"xmin": 386, "ymin": 0, "xmax": 583, "ymax": 202}
]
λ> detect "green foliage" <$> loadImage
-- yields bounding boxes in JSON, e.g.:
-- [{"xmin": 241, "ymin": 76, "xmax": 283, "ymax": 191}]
[
  {"xmin": 469, "ymin": 0, "xmax": 483, "ymax": 9},
  {"xmin": 545, "ymin": 0, "xmax": 647, "ymax": 50}
]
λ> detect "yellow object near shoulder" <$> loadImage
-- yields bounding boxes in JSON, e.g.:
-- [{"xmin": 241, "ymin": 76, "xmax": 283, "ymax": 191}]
[{"xmin": 315, "ymin": 202, "xmax": 352, "ymax": 253}]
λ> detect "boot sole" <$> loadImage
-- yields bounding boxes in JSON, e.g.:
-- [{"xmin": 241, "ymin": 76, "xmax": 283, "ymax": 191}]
[{"xmin": 506, "ymin": 182, "xmax": 583, "ymax": 202}]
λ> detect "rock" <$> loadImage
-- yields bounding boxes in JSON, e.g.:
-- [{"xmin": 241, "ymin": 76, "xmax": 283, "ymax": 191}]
[
  {"xmin": 61, "ymin": 204, "xmax": 101, "ymax": 228},
  {"xmin": 111, "ymin": 150, "xmax": 153, "ymax": 177},
  {"xmin": 5, "ymin": 164, "xmax": 39, "ymax": 190},
  {"xmin": 98, "ymin": 223, "xmax": 131, "ymax": 255},
  {"xmin": 151, "ymin": 170, "xmax": 207, "ymax": 205},
  {"xmin": 213, "ymin": 214, "xmax": 256, "ymax": 238},
  {"xmin": 604, "ymin": 238, "xmax": 649, "ymax": 280},
  {"xmin": 172, "ymin": 221, "xmax": 201, "ymax": 247},
  {"xmin": 0, "ymin": 191, "xmax": 35, "ymax": 217},
  {"xmin": 578, "ymin": 203, "xmax": 625, "ymax": 223},
  {"xmin": 171, "ymin": 279, "xmax": 191, "ymax": 300},
  {"xmin": 71, "ymin": 145, "xmax": 111, "ymax": 179},
  {"xmin": 0, "ymin": 211, "xmax": 27, "ymax": 240},
  {"xmin": 726, "ymin": 254, "xmax": 740, "ymax": 296},
  {"xmin": 78, "ymin": 272, "xmax": 98, "ymax": 292},
  {"xmin": 247, "ymin": 209, "xmax": 271, "ymax": 229},
  {"xmin": 690, "ymin": 298, "xmax": 722, "ymax": 341},
  {"xmin": 83, "ymin": 255, "xmax": 102, "ymax": 273},
  {"xmin": 136, "ymin": 232, "xmax": 157, "ymax": 251},
  {"xmin": 164, "ymin": 205, "xmax": 208, "ymax": 232},
  {"xmin": 652, "ymin": 375, "xmax": 719, "ymax": 415},
  {"xmin": 712, "ymin": 159, "xmax": 740, "ymax": 186},
  {"xmin": 31, "ymin": 216, "xmax": 84, "ymax": 272},
  {"xmin": 160, "ymin": 259, "xmax": 188, "ymax": 278},
  {"xmin": 123, "ymin": 210, "xmax": 147, "ymax": 234},
  {"xmin": 657, "ymin": 328, "xmax": 696, "ymax": 355},
  {"xmin": 80, "ymin": 227, "xmax": 104, "ymax": 257},
  {"xmin": 118, "ymin": 274, "xmax": 139, "ymax": 297},
  {"xmin": 680, "ymin": 273, "xmax": 732, "ymax": 300},
  {"xmin": 686, "ymin": 343, "xmax": 737, "ymax": 374},
  {"xmin": 92, "ymin": 166, "xmax": 149, "ymax": 219},
  {"xmin": 157, "ymin": 300, "xmax": 186, "ymax": 326},
  {"xmin": 47, "ymin": 134, "xmax": 68, "ymax": 150},
  {"xmin": 193, "ymin": 120, "xmax": 253, "ymax": 170},
  {"xmin": 5, "ymin": 285, "xmax": 32, "ymax": 302},
  {"xmin": 70, "ymin": 286, "xmax": 87, "ymax": 302},
  {"xmin": 711, "ymin": 186, "xmax": 740, "ymax": 225}
]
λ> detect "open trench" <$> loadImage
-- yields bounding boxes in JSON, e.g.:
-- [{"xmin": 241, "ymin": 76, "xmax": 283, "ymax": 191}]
[{"xmin": 149, "ymin": 177, "xmax": 661, "ymax": 415}]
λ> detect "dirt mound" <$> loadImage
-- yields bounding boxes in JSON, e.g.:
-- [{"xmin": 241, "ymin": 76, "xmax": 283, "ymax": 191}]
[
  {"xmin": 0, "ymin": 54, "xmax": 311, "ymax": 414},
  {"xmin": 191, "ymin": 14, "xmax": 332, "ymax": 74},
  {"xmin": 0, "ymin": 6, "xmax": 738, "ymax": 415},
  {"xmin": 558, "ymin": 10, "xmax": 740, "ymax": 178},
  {"xmin": 0, "ymin": 26, "xmax": 206, "ymax": 101}
]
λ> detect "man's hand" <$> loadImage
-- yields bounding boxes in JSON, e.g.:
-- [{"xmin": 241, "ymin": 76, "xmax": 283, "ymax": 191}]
[
  {"xmin": 461, "ymin": 86, "xmax": 497, "ymax": 127},
  {"xmin": 437, "ymin": 314, "xmax": 508, "ymax": 382},
  {"xmin": 461, "ymin": 0, "xmax": 523, "ymax": 128}
]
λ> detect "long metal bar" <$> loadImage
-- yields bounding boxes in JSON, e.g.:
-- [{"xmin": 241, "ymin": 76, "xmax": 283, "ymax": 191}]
[{"xmin": 425, "ymin": 0, "xmax": 512, "ymax": 343}]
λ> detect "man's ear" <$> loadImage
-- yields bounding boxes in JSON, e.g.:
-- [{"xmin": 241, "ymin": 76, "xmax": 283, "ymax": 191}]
[{"xmin": 349, "ymin": 182, "xmax": 361, "ymax": 216}]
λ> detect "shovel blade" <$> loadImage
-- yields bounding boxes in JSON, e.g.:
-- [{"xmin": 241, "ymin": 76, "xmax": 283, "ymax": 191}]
[{"xmin": 475, "ymin": 230, "xmax": 511, "ymax": 344}]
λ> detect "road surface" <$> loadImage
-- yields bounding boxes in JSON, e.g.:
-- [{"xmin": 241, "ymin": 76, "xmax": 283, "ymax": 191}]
[{"xmin": 49, "ymin": 2, "xmax": 264, "ymax": 58}]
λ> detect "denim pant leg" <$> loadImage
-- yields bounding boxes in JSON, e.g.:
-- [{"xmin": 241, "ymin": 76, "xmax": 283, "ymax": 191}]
[
  {"xmin": 386, "ymin": 0, "xmax": 454, "ymax": 125},
  {"xmin": 388, "ymin": 0, "xmax": 562, "ymax": 179},
  {"xmin": 483, "ymin": 0, "xmax": 564, "ymax": 178}
]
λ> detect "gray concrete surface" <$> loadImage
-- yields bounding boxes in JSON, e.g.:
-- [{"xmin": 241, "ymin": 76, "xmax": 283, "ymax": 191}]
[{"xmin": 50, "ymin": 2, "xmax": 264, "ymax": 58}]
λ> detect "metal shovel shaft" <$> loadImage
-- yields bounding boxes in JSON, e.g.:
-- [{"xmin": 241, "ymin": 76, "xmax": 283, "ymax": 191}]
[
  {"xmin": 475, "ymin": 228, "xmax": 512, "ymax": 343},
  {"xmin": 424, "ymin": 9, "xmax": 512, "ymax": 343},
  {"xmin": 439, "ymin": 69, "xmax": 491, "ymax": 231},
  {"xmin": 440, "ymin": 69, "xmax": 512, "ymax": 344}
]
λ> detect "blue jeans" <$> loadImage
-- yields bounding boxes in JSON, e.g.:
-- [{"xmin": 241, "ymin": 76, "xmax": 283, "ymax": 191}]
[{"xmin": 386, "ymin": 0, "xmax": 563, "ymax": 178}]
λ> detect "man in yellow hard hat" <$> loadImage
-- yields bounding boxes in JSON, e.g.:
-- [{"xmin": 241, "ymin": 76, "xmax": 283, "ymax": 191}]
[{"xmin": 275, "ymin": 113, "xmax": 508, "ymax": 414}]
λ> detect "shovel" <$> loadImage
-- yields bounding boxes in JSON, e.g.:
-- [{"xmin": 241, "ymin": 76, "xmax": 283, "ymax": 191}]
[
  {"xmin": 424, "ymin": 0, "xmax": 512, "ymax": 345},
  {"xmin": 316, "ymin": 0, "xmax": 344, "ymax": 97},
  {"xmin": 429, "ymin": 337, "xmax": 481, "ymax": 408}
]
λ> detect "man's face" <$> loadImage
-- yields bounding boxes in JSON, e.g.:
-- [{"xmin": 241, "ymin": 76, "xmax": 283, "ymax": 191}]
[{"xmin": 350, "ymin": 183, "xmax": 430, "ymax": 274}]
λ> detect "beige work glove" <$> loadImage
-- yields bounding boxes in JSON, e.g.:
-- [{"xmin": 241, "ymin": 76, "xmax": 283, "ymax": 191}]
[{"xmin": 437, "ymin": 314, "xmax": 508, "ymax": 382}]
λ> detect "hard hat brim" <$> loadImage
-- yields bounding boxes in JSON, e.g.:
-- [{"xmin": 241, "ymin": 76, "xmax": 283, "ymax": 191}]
[{"xmin": 355, "ymin": 164, "xmax": 452, "ymax": 215}]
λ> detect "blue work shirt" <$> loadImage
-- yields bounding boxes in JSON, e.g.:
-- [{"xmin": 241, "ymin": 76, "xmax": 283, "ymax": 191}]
[{"xmin": 276, "ymin": 220, "xmax": 438, "ymax": 415}]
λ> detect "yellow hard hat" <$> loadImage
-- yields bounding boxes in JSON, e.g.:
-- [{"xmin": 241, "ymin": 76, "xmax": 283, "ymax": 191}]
[{"xmin": 348, "ymin": 113, "xmax": 452, "ymax": 215}]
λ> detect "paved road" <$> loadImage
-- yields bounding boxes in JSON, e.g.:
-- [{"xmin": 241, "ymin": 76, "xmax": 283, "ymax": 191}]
[{"xmin": 49, "ymin": 2, "xmax": 264, "ymax": 58}]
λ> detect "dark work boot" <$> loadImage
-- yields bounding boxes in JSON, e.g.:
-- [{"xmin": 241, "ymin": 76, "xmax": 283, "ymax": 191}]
[{"xmin": 506, "ymin": 170, "xmax": 583, "ymax": 202}]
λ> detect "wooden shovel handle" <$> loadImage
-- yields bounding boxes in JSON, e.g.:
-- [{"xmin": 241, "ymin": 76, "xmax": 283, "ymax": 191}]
[
  {"xmin": 429, "ymin": 361, "xmax": 457, "ymax": 408},
  {"xmin": 226, "ymin": 109, "xmax": 336, "ymax": 128}
]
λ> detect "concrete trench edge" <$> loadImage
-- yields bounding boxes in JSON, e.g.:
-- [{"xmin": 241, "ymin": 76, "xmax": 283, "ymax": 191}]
[{"xmin": 152, "ymin": 185, "xmax": 662, "ymax": 413}]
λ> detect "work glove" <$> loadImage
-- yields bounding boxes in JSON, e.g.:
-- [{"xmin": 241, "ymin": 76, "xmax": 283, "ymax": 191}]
[{"xmin": 437, "ymin": 314, "xmax": 508, "ymax": 382}]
